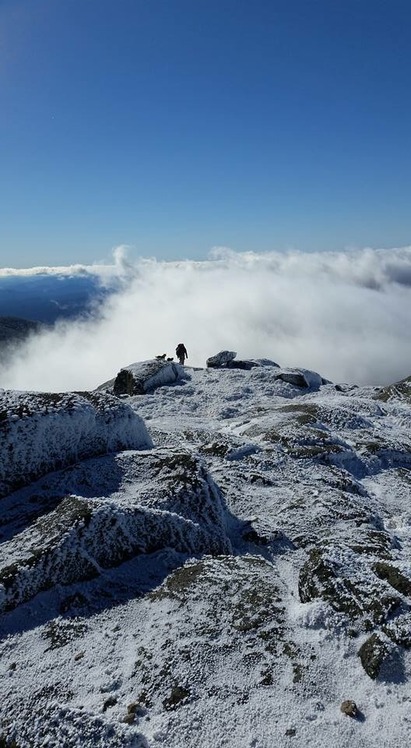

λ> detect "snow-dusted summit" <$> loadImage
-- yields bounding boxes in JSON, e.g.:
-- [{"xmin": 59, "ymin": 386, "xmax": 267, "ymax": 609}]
[{"xmin": 1, "ymin": 361, "xmax": 411, "ymax": 748}]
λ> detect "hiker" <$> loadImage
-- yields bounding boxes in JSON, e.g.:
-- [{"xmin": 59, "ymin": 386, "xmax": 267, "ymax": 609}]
[{"xmin": 176, "ymin": 343, "xmax": 188, "ymax": 365}]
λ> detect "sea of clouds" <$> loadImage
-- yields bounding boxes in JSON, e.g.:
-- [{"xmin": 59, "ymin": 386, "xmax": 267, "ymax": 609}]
[{"xmin": 1, "ymin": 245, "xmax": 410, "ymax": 392}]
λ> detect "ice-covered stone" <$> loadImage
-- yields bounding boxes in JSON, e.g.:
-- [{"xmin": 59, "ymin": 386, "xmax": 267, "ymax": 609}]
[
  {"xmin": 112, "ymin": 359, "xmax": 190, "ymax": 396},
  {"xmin": 0, "ymin": 390, "xmax": 152, "ymax": 499}
]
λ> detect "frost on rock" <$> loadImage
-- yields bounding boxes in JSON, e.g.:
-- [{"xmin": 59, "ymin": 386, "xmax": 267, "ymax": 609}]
[
  {"xmin": 358, "ymin": 632, "xmax": 396, "ymax": 680},
  {"xmin": 274, "ymin": 368, "xmax": 326, "ymax": 389},
  {"xmin": 298, "ymin": 546, "xmax": 402, "ymax": 630},
  {"xmin": 0, "ymin": 448, "xmax": 232, "ymax": 611},
  {"xmin": 141, "ymin": 555, "xmax": 289, "ymax": 706},
  {"xmin": 375, "ymin": 374, "xmax": 411, "ymax": 404},
  {"xmin": 111, "ymin": 359, "xmax": 190, "ymax": 396},
  {"xmin": 0, "ymin": 390, "xmax": 153, "ymax": 499}
]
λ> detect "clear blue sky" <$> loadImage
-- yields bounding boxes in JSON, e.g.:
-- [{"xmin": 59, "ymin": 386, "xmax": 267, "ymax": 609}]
[{"xmin": 1, "ymin": 0, "xmax": 410, "ymax": 267}]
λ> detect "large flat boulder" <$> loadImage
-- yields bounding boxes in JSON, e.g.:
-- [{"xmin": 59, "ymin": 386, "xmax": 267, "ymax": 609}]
[
  {"xmin": 274, "ymin": 368, "xmax": 326, "ymax": 389},
  {"xmin": 112, "ymin": 359, "xmax": 190, "ymax": 396},
  {"xmin": 0, "ymin": 390, "xmax": 152, "ymax": 499},
  {"xmin": 206, "ymin": 351, "xmax": 280, "ymax": 370},
  {"xmin": 206, "ymin": 350, "xmax": 237, "ymax": 368}
]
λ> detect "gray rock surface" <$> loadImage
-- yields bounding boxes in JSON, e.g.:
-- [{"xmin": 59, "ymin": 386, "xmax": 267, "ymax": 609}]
[{"xmin": 206, "ymin": 350, "xmax": 237, "ymax": 368}]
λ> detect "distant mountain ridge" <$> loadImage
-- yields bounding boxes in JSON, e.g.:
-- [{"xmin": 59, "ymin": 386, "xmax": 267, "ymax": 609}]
[
  {"xmin": 0, "ymin": 272, "xmax": 113, "ymax": 324},
  {"xmin": 0, "ymin": 315, "xmax": 46, "ymax": 350}
]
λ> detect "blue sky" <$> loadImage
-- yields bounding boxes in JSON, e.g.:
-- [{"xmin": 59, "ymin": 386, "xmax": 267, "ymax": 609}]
[{"xmin": 1, "ymin": 0, "xmax": 410, "ymax": 267}]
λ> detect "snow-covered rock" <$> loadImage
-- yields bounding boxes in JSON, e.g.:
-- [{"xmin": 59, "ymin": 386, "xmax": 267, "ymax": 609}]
[
  {"xmin": 206, "ymin": 350, "xmax": 237, "ymax": 367},
  {"xmin": 206, "ymin": 350, "xmax": 280, "ymax": 370},
  {"xmin": 112, "ymin": 359, "xmax": 190, "ymax": 396},
  {"xmin": 0, "ymin": 448, "xmax": 231, "ymax": 611},
  {"xmin": 247, "ymin": 357, "xmax": 280, "ymax": 368},
  {"xmin": 0, "ymin": 390, "xmax": 152, "ymax": 498},
  {"xmin": 274, "ymin": 367, "xmax": 325, "ymax": 389}
]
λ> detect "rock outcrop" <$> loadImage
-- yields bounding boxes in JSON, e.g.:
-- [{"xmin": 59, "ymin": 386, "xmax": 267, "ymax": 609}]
[
  {"xmin": 206, "ymin": 350, "xmax": 238, "ymax": 368},
  {"xmin": 375, "ymin": 374, "xmax": 411, "ymax": 404},
  {"xmin": 0, "ymin": 390, "xmax": 152, "ymax": 499},
  {"xmin": 110, "ymin": 359, "xmax": 190, "ymax": 396},
  {"xmin": 0, "ymin": 448, "xmax": 231, "ymax": 611},
  {"xmin": 206, "ymin": 350, "xmax": 280, "ymax": 370}
]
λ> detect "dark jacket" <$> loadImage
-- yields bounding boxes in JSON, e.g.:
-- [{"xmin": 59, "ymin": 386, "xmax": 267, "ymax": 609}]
[{"xmin": 176, "ymin": 343, "xmax": 188, "ymax": 359}]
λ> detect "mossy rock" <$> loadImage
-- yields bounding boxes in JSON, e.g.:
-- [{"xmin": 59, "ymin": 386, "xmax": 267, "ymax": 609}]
[
  {"xmin": 150, "ymin": 556, "xmax": 285, "ymax": 643},
  {"xmin": 373, "ymin": 562, "xmax": 411, "ymax": 598},
  {"xmin": 150, "ymin": 561, "xmax": 207, "ymax": 601},
  {"xmin": 260, "ymin": 429, "xmax": 282, "ymax": 444},
  {"xmin": 299, "ymin": 547, "xmax": 401, "ymax": 627},
  {"xmin": 153, "ymin": 451, "xmax": 204, "ymax": 489},
  {"xmin": 358, "ymin": 633, "xmax": 394, "ymax": 679},
  {"xmin": 0, "ymin": 447, "xmax": 230, "ymax": 612}
]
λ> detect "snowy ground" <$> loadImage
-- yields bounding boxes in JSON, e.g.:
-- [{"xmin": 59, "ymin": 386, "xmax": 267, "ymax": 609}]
[{"xmin": 1, "ymin": 363, "xmax": 411, "ymax": 747}]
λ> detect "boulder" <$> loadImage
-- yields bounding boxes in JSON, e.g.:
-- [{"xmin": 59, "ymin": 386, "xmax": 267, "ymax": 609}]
[
  {"xmin": 276, "ymin": 370, "xmax": 309, "ymax": 388},
  {"xmin": 0, "ymin": 390, "xmax": 152, "ymax": 499},
  {"xmin": 112, "ymin": 359, "xmax": 189, "ymax": 396},
  {"xmin": 358, "ymin": 633, "xmax": 395, "ymax": 679},
  {"xmin": 226, "ymin": 358, "xmax": 280, "ymax": 370},
  {"xmin": 206, "ymin": 352, "xmax": 280, "ymax": 370},
  {"xmin": 274, "ymin": 368, "xmax": 325, "ymax": 389},
  {"xmin": 250, "ymin": 358, "xmax": 280, "ymax": 368},
  {"xmin": 206, "ymin": 350, "xmax": 237, "ymax": 368},
  {"xmin": 226, "ymin": 359, "xmax": 259, "ymax": 370},
  {"xmin": 298, "ymin": 547, "xmax": 402, "ymax": 629}
]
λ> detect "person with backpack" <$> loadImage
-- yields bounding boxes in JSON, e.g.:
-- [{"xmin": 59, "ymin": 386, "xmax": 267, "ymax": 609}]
[{"xmin": 176, "ymin": 343, "xmax": 188, "ymax": 365}]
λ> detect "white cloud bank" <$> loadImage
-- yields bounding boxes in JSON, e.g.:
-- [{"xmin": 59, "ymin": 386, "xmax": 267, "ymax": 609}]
[
  {"xmin": 1, "ymin": 246, "xmax": 411, "ymax": 392},
  {"xmin": 0, "ymin": 244, "xmax": 134, "ymax": 282}
]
